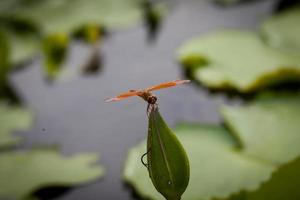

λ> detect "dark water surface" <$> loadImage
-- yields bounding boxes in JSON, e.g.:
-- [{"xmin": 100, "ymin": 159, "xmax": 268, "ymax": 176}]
[{"xmin": 11, "ymin": 0, "xmax": 276, "ymax": 199}]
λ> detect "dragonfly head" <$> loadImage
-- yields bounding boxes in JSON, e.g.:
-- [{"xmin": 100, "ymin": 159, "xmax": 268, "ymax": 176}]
[{"xmin": 147, "ymin": 95, "xmax": 157, "ymax": 105}]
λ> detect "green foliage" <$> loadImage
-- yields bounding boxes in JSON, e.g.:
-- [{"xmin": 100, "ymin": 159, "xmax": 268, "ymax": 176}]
[
  {"xmin": 178, "ymin": 30, "xmax": 300, "ymax": 93},
  {"xmin": 0, "ymin": 0, "xmax": 149, "ymax": 78},
  {"xmin": 246, "ymin": 156, "xmax": 300, "ymax": 200},
  {"xmin": 223, "ymin": 156, "xmax": 300, "ymax": 200},
  {"xmin": 7, "ymin": 31, "xmax": 40, "ymax": 65},
  {"xmin": 0, "ymin": 31, "xmax": 10, "ymax": 94},
  {"xmin": 124, "ymin": 124, "xmax": 275, "ymax": 200},
  {"xmin": 42, "ymin": 34, "xmax": 69, "ymax": 79},
  {"xmin": 147, "ymin": 108, "xmax": 190, "ymax": 200},
  {"xmin": 214, "ymin": 0, "xmax": 244, "ymax": 6},
  {"xmin": 261, "ymin": 6, "xmax": 300, "ymax": 53},
  {"xmin": 0, "ymin": 149, "xmax": 104, "ymax": 199},
  {"xmin": 14, "ymin": 0, "xmax": 143, "ymax": 35},
  {"xmin": 222, "ymin": 93, "xmax": 300, "ymax": 164},
  {"xmin": 73, "ymin": 24, "xmax": 105, "ymax": 44},
  {"xmin": 0, "ymin": 101, "xmax": 33, "ymax": 148}
]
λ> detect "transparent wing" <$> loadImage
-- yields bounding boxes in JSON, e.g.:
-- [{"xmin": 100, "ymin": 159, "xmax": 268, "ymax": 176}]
[
  {"xmin": 105, "ymin": 90, "xmax": 142, "ymax": 102},
  {"xmin": 146, "ymin": 80, "xmax": 190, "ymax": 92}
]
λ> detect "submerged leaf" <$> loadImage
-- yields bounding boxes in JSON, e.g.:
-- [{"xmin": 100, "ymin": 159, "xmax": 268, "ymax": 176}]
[
  {"xmin": 0, "ymin": 149, "xmax": 104, "ymax": 199},
  {"xmin": 42, "ymin": 34, "xmax": 69, "ymax": 79},
  {"xmin": 222, "ymin": 92, "xmax": 300, "ymax": 164},
  {"xmin": 0, "ymin": 101, "xmax": 33, "ymax": 147},
  {"xmin": 261, "ymin": 7, "xmax": 300, "ymax": 53},
  {"xmin": 124, "ymin": 124, "xmax": 274, "ymax": 200},
  {"xmin": 147, "ymin": 107, "xmax": 190, "ymax": 200},
  {"xmin": 0, "ymin": 31, "xmax": 10, "ymax": 93},
  {"xmin": 73, "ymin": 24, "xmax": 105, "ymax": 44},
  {"xmin": 178, "ymin": 31, "xmax": 300, "ymax": 93}
]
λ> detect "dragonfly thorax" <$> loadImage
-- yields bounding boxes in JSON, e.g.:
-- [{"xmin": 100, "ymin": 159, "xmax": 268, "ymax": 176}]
[{"xmin": 138, "ymin": 92, "xmax": 157, "ymax": 105}]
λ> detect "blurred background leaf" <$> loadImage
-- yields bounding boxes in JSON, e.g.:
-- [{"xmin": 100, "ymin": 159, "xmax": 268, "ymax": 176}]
[
  {"xmin": 222, "ymin": 92, "xmax": 300, "ymax": 164},
  {"xmin": 261, "ymin": 6, "xmax": 300, "ymax": 53},
  {"xmin": 178, "ymin": 30, "xmax": 300, "ymax": 93},
  {"xmin": 222, "ymin": 155, "xmax": 300, "ymax": 200},
  {"xmin": 0, "ymin": 0, "xmax": 163, "ymax": 79},
  {"xmin": 0, "ymin": 149, "xmax": 104, "ymax": 199},
  {"xmin": 0, "ymin": 101, "xmax": 32, "ymax": 148}
]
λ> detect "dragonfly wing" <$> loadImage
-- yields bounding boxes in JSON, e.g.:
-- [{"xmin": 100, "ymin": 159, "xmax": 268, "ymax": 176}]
[
  {"xmin": 105, "ymin": 90, "xmax": 142, "ymax": 102},
  {"xmin": 146, "ymin": 80, "xmax": 190, "ymax": 92}
]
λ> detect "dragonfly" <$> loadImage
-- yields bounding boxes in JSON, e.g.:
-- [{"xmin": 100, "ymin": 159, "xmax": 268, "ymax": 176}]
[{"xmin": 105, "ymin": 79, "xmax": 191, "ymax": 114}]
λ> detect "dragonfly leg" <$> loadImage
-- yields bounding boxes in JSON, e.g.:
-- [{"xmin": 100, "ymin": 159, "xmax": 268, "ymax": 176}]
[
  {"xmin": 147, "ymin": 103, "xmax": 158, "ymax": 117},
  {"xmin": 141, "ymin": 147, "xmax": 151, "ymax": 169}
]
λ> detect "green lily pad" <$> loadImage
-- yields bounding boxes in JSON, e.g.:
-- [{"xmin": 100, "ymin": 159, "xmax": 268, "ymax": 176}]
[
  {"xmin": 0, "ymin": 149, "xmax": 104, "ymax": 199},
  {"xmin": 261, "ymin": 7, "xmax": 300, "ymax": 53},
  {"xmin": 178, "ymin": 31, "xmax": 300, "ymax": 92},
  {"xmin": 8, "ymin": 32, "xmax": 40, "ymax": 65},
  {"xmin": 222, "ymin": 93, "xmax": 300, "ymax": 164},
  {"xmin": 124, "ymin": 124, "xmax": 275, "ymax": 200},
  {"xmin": 15, "ymin": 0, "xmax": 143, "ymax": 35},
  {"xmin": 247, "ymin": 155, "xmax": 300, "ymax": 200},
  {"xmin": 0, "ymin": 101, "xmax": 33, "ymax": 147},
  {"xmin": 223, "ymin": 155, "xmax": 300, "ymax": 200}
]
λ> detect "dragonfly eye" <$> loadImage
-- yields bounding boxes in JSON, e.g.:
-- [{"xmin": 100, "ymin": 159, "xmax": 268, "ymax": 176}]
[{"xmin": 148, "ymin": 96, "xmax": 157, "ymax": 104}]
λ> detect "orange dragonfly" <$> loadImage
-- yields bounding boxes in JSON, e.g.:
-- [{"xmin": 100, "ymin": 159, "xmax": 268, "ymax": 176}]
[{"xmin": 105, "ymin": 79, "xmax": 190, "ymax": 114}]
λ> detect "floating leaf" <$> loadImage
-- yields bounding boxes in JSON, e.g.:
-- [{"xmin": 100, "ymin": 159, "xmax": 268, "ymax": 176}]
[
  {"xmin": 0, "ymin": 101, "xmax": 33, "ymax": 147},
  {"xmin": 124, "ymin": 124, "xmax": 274, "ymax": 200},
  {"xmin": 222, "ymin": 92, "xmax": 300, "ymax": 164},
  {"xmin": 261, "ymin": 7, "xmax": 300, "ymax": 53},
  {"xmin": 246, "ymin": 155, "xmax": 300, "ymax": 200},
  {"xmin": 15, "ymin": 0, "xmax": 144, "ymax": 35},
  {"xmin": 178, "ymin": 31, "xmax": 300, "ymax": 93},
  {"xmin": 0, "ymin": 0, "xmax": 147, "ymax": 78},
  {"xmin": 8, "ymin": 32, "xmax": 40, "ymax": 65},
  {"xmin": 0, "ymin": 149, "xmax": 104, "ymax": 199},
  {"xmin": 223, "ymin": 156, "xmax": 300, "ymax": 200},
  {"xmin": 147, "ymin": 107, "xmax": 190, "ymax": 200},
  {"xmin": 0, "ymin": 13, "xmax": 40, "ymax": 65}
]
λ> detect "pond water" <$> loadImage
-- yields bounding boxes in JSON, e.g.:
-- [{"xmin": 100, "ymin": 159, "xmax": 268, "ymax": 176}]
[{"xmin": 11, "ymin": 0, "xmax": 276, "ymax": 199}]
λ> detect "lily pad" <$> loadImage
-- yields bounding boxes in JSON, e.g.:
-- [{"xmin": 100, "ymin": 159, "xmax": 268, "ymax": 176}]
[
  {"xmin": 15, "ymin": 0, "xmax": 143, "ymax": 35},
  {"xmin": 223, "ymin": 155, "xmax": 300, "ymax": 200},
  {"xmin": 0, "ymin": 149, "xmax": 104, "ymax": 199},
  {"xmin": 246, "ymin": 155, "xmax": 300, "ymax": 200},
  {"xmin": 261, "ymin": 7, "xmax": 300, "ymax": 53},
  {"xmin": 178, "ymin": 31, "xmax": 300, "ymax": 92},
  {"xmin": 8, "ymin": 32, "xmax": 40, "ymax": 65},
  {"xmin": 222, "ymin": 93, "xmax": 300, "ymax": 164},
  {"xmin": 0, "ymin": 101, "xmax": 33, "ymax": 147},
  {"xmin": 124, "ymin": 124, "xmax": 275, "ymax": 200}
]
